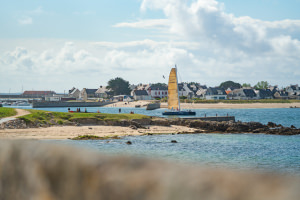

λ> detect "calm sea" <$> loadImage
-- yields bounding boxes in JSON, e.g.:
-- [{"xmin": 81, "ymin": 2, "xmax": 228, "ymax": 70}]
[
  {"xmin": 9, "ymin": 105, "xmax": 300, "ymax": 174},
  {"xmin": 25, "ymin": 106, "xmax": 300, "ymax": 128}
]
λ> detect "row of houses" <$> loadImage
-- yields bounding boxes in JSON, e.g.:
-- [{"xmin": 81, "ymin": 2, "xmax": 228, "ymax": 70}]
[
  {"xmin": 19, "ymin": 84, "xmax": 300, "ymax": 101},
  {"xmin": 132, "ymin": 84, "xmax": 300, "ymax": 100},
  {"xmin": 72, "ymin": 84, "xmax": 300, "ymax": 101}
]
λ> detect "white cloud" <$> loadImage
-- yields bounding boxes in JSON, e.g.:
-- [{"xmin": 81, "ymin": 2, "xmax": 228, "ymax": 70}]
[
  {"xmin": 113, "ymin": 0, "xmax": 300, "ymax": 86},
  {"xmin": 1, "ymin": 0, "xmax": 300, "ymax": 92},
  {"xmin": 114, "ymin": 19, "xmax": 170, "ymax": 30},
  {"xmin": 18, "ymin": 16, "xmax": 33, "ymax": 25}
]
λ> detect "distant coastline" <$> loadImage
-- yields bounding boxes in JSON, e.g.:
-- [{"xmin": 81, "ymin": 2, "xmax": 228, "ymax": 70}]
[{"xmin": 102, "ymin": 100, "xmax": 300, "ymax": 109}]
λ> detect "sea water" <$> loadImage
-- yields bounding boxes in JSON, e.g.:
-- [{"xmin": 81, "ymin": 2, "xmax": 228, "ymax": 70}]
[
  {"xmin": 18, "ymin": 106, "xmax": 300, "ymax": 128},
  {"xmin": 52, "ymin": 133, "xmax": 300, "ymax": 175},
  {"xmin": 10, "ymin": 105, "xmax": 300, "ymax": 174}
]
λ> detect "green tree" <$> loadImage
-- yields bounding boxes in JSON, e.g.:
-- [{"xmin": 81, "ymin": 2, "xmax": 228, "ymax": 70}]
[
  {"xmin": 254, "ymin": 81, "xmax": 269, "ymax": 89},
  {"xmin": 107, "ymin": 77, "xmax": 131, "ymax": 95},
  {"xmin": 242, "ymin": 83, "xmax": 251, "ymax": 88},
  {"xmin": 219, "ymin": 81, "xmax": 241, "ymax": 89}
]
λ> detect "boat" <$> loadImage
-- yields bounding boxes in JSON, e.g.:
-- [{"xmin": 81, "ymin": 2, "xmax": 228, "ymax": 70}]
[
  {"xmin": 18, "ymin": 102, "xmax": 31, "ymax": 106},
  {"xmin": 163, "ymin": 66, "xmax": 196, "ymax": 116}
]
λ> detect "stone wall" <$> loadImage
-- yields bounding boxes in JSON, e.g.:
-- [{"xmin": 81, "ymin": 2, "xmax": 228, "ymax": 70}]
[
  {"xmin": 146, "ymin": 103, "xmax": 161, "ymax": 110},
  {"xmin": 32, "ymin": 101, "xmax": 113, "ymax": 108},
  {"xmin": 0, "ymin": 141, "xmax": 299, "ymax": 200}
]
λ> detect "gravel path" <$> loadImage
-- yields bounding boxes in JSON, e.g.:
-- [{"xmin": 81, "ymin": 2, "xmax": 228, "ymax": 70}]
[{"xmin": 0, "ymin": 109, "xmax": 30, "ymax": 124}]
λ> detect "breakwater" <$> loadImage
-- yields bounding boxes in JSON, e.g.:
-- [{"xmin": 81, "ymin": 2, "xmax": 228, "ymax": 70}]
[
  {"xmin": 146, "ymin": 103, "xmax": 160, "ymax": 110},
  {"xmin": 183, "ymin": 116, "xmax": 235, "ymax": 122},
  {"xmin": 32, "ymin": 101, "xmax": 113, "ymax": 108}
]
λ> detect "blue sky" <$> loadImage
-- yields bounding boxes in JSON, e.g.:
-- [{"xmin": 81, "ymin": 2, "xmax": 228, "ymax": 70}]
[{"xmin": 1, "ymin": 0, "xmax": 300, "ymax": 92}]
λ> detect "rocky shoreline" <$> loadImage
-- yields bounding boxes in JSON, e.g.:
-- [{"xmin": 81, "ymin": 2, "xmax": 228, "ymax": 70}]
[{"xmin": 1, "ymin": 117, "xmax": 299, "ymax": 136}]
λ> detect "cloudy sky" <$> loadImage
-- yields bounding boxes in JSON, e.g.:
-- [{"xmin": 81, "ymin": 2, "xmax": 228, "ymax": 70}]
[{"xmin": 0, "ymin": 0, "xmax": 300, "ymax": 93}]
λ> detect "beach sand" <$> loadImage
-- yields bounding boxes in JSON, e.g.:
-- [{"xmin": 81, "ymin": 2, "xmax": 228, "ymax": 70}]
[{"xmin": 0, "ymin": 125, "xmax": 198, "ymax": 140}]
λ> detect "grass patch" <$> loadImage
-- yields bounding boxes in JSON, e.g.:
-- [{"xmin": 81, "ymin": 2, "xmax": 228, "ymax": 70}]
[
  {"xmin": 18, "ymin": 109, "xmax": 151, "ymax": 125},
  {"xmin": 0, "ymin": 107, "xmax": 17, "ymax": 118},
  {"xmin": 71, "ymin": 135, "xmax": 121, "ymax": 140}
]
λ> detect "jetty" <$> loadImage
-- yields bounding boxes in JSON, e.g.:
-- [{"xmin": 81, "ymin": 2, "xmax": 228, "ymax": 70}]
[
  {"xmin": 32, "ymin": 101, "xmax": 113, "ymax": 108},
  {"xmin": 182, "ymin": 116, "xmax": 235, "ymax": 122}
]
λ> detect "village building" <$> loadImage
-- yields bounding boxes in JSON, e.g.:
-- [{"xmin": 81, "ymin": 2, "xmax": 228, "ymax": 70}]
[
  {"xmin": 22, "ymin": 91, "xmax": 56, "ymax": 98},
  {"xmin": 255, "ymin": 89, "xmax": 273, "ymax": 99},
  {"xmin": 95, "ymin": 86, "xmax": 110, "ymax": 99},
  {"xmin": 230, "ymin": 89, "xmax": 257, "ymax": 100},
  {"xmin": 80, "ymin": 88, "xmax": 98, "ymax": 100},
  {"xmin": 286, "ymin": 84, "xmax": 300, "ymax": 98},
  {"xmin": 147, "ymin": 84, "xmax": 168, "ymax": 99},
  {"xmin": 273, "ymin": 91, "xmax": 289, "ymax": 99},
  {"xmin": 68, "ymin": 87, "xmax": 80, "ymax": 99},
  {"xmin": 132, "ymin": 90, "xmax": 152, "ymax": 100},
  {"xmin": 178, "ymin": 83, "xmax": 192, "ymax": 97},
  {"xmin": 202, "ymin": 87, "xmax": 227, "ymax": 100},
  {"xmin": 111, "ymin": 95, "xmax": 133, "ymax": 102},
  {"xmin": 45, "ymin": 94, "xmax": 75, "ymax": 102}
]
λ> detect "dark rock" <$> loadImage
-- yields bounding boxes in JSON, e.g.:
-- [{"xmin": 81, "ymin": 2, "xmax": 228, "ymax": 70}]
[
  {"xmin": 267, "ymin": 122, "xmax": 277, "ymax": 128},
  {"xmin": 171, "ymin": 140, "xmax": 177, "ymax": 143},
  {"xmin": 129, "ymin": 125, "xmax": 137, "ymax": 130},
  {"xmin": 126, "ymin": 141, "xmax": 132, "ymax": 145},
  {"xmin": 291, "ymin": 125, "xmax": 296, "ymax": 129},
  {"xmin": 151, "ymin": 119, "xmax": 171, "ymax": 126}
]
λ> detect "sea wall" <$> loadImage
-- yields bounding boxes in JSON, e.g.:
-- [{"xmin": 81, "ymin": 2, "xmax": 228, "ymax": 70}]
[
  {"xmin": 32, "ymin": 101, "xmax": 113, "ymax": 108},
  {"xmin": 146, "ymin": 103, "xmax": 160, "ymax": 110},
  {"xmin": 183, "ymin": 116, "xmax": 235, "ymax": 122},
  {"xmin": 0, "ymin": 141, "xmax": 299, "ymax": 200}
]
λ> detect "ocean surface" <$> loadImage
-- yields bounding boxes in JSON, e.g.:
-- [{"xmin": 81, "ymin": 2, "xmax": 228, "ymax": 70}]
[
  {"xmin": 6, "ymin": 105, "xmax": 300, "ymax": 174},
  {"xmin": 52, "ymin": 133, "xmax": 300, "ymax": 175}
]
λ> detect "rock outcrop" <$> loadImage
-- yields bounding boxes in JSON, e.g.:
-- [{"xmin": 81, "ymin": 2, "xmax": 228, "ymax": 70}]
[
  {"xmin": 0, "ymin": 141, "xmax": 299, "ymax": 200},
  {"xmin": 1, "ymin": 117, "xmax": 300, "ymax": 135}
]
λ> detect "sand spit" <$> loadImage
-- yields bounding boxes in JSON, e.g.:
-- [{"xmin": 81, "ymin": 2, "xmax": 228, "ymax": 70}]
[{"xmin": 0, "ymin": 125, "xmax": 198, "ymax": 140}]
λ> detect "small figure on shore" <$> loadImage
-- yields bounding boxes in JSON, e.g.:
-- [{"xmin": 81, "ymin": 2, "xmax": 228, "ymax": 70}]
[
  {"xmin": 79, "ymin": 108, "xmax": 81, "ymax": 112},
  {"xmin": 76, "ymin": 108, "xmax": 79, "ymax": 112},
  {"xmin": 85, "ymin": 108, "xmax": 87, "ymax": 113},
  {"xmin": 119, "ymin": 108, "xmax": 121, "ymax": 113},
  {"xmin": 68, "ymin": 108, "xmax": 70, "ymax": 112},
  {"xmin": 130, "ymin": 111, "xmax": 134, "ymax": 114}
]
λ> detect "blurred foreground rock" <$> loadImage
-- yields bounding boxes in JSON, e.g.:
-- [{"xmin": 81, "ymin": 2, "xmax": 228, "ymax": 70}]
[{"xmin": 0, "ymin": 141, "xmax": 299, "ymax": 200}]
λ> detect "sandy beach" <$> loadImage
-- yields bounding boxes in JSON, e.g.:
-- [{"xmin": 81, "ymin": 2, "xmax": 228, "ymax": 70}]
[
  {"xmin": 104, "ymin": 100, "xmax": 300, "ymax": 109},
  {"xmin": 0, "ymin": 125, "xmax": 198, "ymax": 140}
]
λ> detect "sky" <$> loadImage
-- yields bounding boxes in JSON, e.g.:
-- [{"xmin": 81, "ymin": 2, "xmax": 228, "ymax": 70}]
[{"xmin": 0, "ymin": 0, "xmax": 300, "ymax": 93}]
